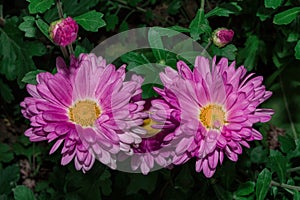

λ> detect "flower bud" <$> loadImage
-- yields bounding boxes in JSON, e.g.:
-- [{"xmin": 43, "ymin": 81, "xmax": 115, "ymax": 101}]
[
  {"xmin": 212, "ymin": 28, "xmax": 234, "ymax": 48},
  {"xmin": 49, "ymin": 17, "xmax": 78, "ymax": 47}
]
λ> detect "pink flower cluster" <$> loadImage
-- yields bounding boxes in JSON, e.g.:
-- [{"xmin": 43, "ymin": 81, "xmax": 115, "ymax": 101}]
[{"xmin": 21, "ymin": 53, "xmax": 273, "ymax": 177}]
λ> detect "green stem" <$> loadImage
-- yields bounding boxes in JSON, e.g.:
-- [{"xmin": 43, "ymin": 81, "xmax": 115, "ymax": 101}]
[
  {"xmin": 67, "ymin": 45, "xmax": 74, "ymax": 56},
  {"xmin": 200, "ymin": 40, "xmax": 211, "ymax": 55},
  {"xmin": 60, "ymin": 46, "xmax": 69, "ymax": 59},
  {"xmin": 200, "ymin": 0, "xmax": 205, "ymax": 11},
  {"xmin": 113, "ymin": 0, "xmax": 147, "ymax": 13},
  {"xmin": 271, "ymin": 180, "xmax": 300, "ymax": 192},
  {"xmin": 56, "ymin": 0, "xmax": 64, "ymax": 19},
  {"xmin": 287, "ymin": 166, "xmax": 300, "ymax": 173},
  {"xmin": 280, "ymin": 76, "xmax": 298, "ymax": 140}
]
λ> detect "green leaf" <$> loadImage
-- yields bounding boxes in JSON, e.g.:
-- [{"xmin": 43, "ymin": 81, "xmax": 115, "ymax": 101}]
[
  {"xmin": 63, "ymin": 0, "xmax": 100, "ymax": 16},
  {"xmin": 168, "ymin": 25, "xmax": 190, "ymax": 33},
  {"xmin": 189, "ymin": 8, "xmax": 205, "ymax": 40},
  {"xmin": 18, "ymin": 16, "xmax": 36, "ymax": 38},
  {"xmin": 256, "ymin": 7, "xmax": 275, "ymax": 21},
  {"xmin": 210, "ymin": 44, "xmax": 237, "ymax": 60},
  {"xmin": 264, "ymin": 0, "xmax": 283, "ymax": 9},
  {"xmin": 273, "ymin": 7, "xmax": 300, "ymax": 25},
  {"xmin": 148, "ymin": 28, "xmax": 166, "ymax": 62},
  {"xmin": 205, "ymin": 2, "xmax": 242, "ymax": 18},
  {"xmin": 174, "ymin": 165, "xmax": 194, "ymax": 191},
  {"xmin": 168, "ymin": 0, "xmax": 182, "ymax": 15},
  {"xmin": 126, "ymin": 173, "xmax": 158, "ymax": 195},
  {"xmin": 74, "ymin": 38, "xmax": 94, "ymax": 57},
  {"xmin": 278, "ymin": 134, "xmax": 296, "ymax": 153},
  {"xmin": 0, "ymin": 21, "xmax": 46, "ymax": 87},
  {"xmin": 268, "ymin": 150, "xmax": 287, "ymax": 183},
  {"xmin": 256, "ymin": 168, "xmax": 272, "ymax": 200},
  {"xmin": 237, "ymin": 35, "xmax": 266, "ymax": 70},
  {"xmin": 213, "ymin": 184, "xmax": 232, "ymax": 200},
  {"xmin": 28, "ymin": 0, "xmax": 55, "ymax": 14},
  {"xmin": 295, "ymin": 40, "xmax": 300, "ymax": 60},
  {"xmin": 0, "ymin": 165, "xmax": 20, "ymax": 195},
  {"xmin": 0, "ymin": 144, "xmax": 13, "ymax": 163},
  {"xmin": 22, "ymin": 70, "xmax": 46, "ymax": 85},
  {"xmin": 35, "ymin": 19, "xmax": 50, "ymax": 40},
  {"xmin": 74, "ymin": 10, "xmax": 106, "ymax": 32},
  {"xmin": 250, "ymin": 146, "xmax": 268, "ymax": 164},
  {"xmin": 0, "ymin": 79, "xmax": 14, "ymax": 103},
  {"xmin": 234, "ymin": 181, "xmax": 255, "ymax": 197},
  {"xmin": 105, "ymin": 14, "xmax": 118, "ymax": 31},
  {"xmin": 13, "ymin": 185, "xmax": 36, "ymax": 200},
  {"xmin": 99, "ymin": 169, "xmax": 112, "ymax": 196}
]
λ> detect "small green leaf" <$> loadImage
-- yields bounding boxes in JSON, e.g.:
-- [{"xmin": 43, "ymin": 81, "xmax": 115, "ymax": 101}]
[
  {"xmin": 256, "ymin": 168, "xmax": 272, "ymax": 200},
  {"xmin": 0, "ymin": 165, "xmax": 20, "ymax": 195},
  {"xmin": 28, "ymin": 0, "xmax": 55, "ymax": 14},
  {"xmin": 205, "ymin": 2, "xmax": 242, "ymax": 18},
  {"xmin": 0, "ymin": 79, "xmax": 14, "ymax": 103},
  {"xmin": 210, "ymin": 44, "xmax": 237, "ymax": 60},
  {"xmin": 168, "ymin": 1, "xmax": 182, "ymax": 15},
  {"xmin": 213, "ymin": 184, "xmax": 232, "ymax": 200},
  {"xmin": 126, "ymin": 173, "xmax": 158, "ymax": 195},
  {"xmin": 13, "ymin": 185, "xmax": 36, "ymax": 200},
  {"xmin": 148, "ymin": 28, "xmax": 166, "ymax": 62},
  {"xmin": 0, "ymin": 21, "xmax": 45, "ymax": 87},
  {"xmin": 105, "ymin": 14, "xmax": 118, "ymax": 31},
  {"xmin": 234, "ymin": 181, "xmax": 255, "ymax": 197},
  {"xmin": 237, "ymin": 35, "xmax": 266, "ymax": 70},
  {"xmin": 35, "ymin": 19, "xmax": 50, "ymax": 40},
  {"xmin": 256, "ymin": 7, "xmax": 275, "ymax": 21},
  {"xmin": 273, "ymin": 7, "xmax": 300, "ymax": 25},
  {"xmin": 250, "ymin": 146, "xmax": 268, "ymax": 164},
  {"xmin": 264, "ymin": 0, "xmax": 283, "ymax": 9},
  {"xmin": 174, "ymin": 165, "xmax": 194, "ymax": 191},
  {"xmin": 0, "ymin": 144, "xmax": 13, "ymax": 163},
  {"xmin": 22, "ymin": 70, "xmax": 46, "ymax": 85},
  {"xmin": 74, "ymin": 10, "xmax": 106, "ymax": 32},
  {"xmin": 278, "ymin": 134, "xmax": 296, "ymax": 153},
  {"xmin": 268, "ymin": 150, "xmax": 287, "ymax": 183},
  {"xmin": 295, "ymin": 40, "xmax": 300, "ymax": 60},
  {"xmin": 189, "ymin": 8, "xmax": 205, "ymax": 40},
  {"xmin": 63, "ymin": 0, "xmax": 100, "ymax": 16},
  {"xmin": 18, "ymin": 16, "xmax": 36, "ymax": 38}
]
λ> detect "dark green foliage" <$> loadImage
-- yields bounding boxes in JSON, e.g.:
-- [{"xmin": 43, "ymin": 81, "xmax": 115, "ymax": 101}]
[{"xmin": 0, "ymin": 0, "xmax": 300, "ymax": 199}]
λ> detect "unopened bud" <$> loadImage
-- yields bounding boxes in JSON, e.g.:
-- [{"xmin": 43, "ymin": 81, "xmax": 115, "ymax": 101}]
[
  {"xmin": 49, "ymin": 17, "xmax": 78, "ymax": 47},
  {"xmin": 212, "ymin": 28, "xmax": 234, "ymax": 48}
]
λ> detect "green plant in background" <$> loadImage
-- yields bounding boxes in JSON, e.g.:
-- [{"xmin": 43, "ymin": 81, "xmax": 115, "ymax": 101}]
[{"xmin": 0, "ymin": 0, "xmax": 299, "ymax": 199}]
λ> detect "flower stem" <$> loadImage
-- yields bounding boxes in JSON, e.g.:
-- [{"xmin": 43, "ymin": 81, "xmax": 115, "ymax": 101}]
[
  {"xmin": 67, "ymin": 44, "xmax": 74, "ymax": 56},
  {"xmin": 271, "ymin": 180, "xmax": 300, "ymax": 192},
  {"xmin": 287, "ymin": 166, "xmax": 300, "ymax": 173},
  {"xmin": 56, "ymin": 0, "xmax": 64, "ymax": 19},
  {"xmin": 280, "ymin": 75, "xmax": 298, "ymax": 140},
  {"xmin": 200, "ymin": 0, "xmax": 205, "ymax": 11},
  {"xmin": 200, "ymin": 40, "xmax": 211, "ymax": 56},
  {"xmin": 60, "ymin": 46, "xmax": 69, "ymax": 59}
]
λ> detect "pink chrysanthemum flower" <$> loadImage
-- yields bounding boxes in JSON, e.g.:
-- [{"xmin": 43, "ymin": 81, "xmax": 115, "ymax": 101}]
[
  {"xmin": 118, "ymin": 99, "xmax": 179, "ymax": 174},
  {"xmin": 21, "ymin": 53, "xmax": 145, "ymax": 172},
  {"xmin": 49, "ymin": 17, "xmax": 78, "ymax": 47},
  {"xmin": 155, "ymin": 56, "xmax": 274, "ymax": 178}
]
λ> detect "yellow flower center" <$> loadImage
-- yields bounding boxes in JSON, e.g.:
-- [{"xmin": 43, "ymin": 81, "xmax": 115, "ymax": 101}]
[
  {"xmin": 142, "ymin": 118, "xmax": 161, "ymax": 138},
  {"xmin": 199, "ymin": 104, "xmax": 226, "ymax": 129},
  {"xmin": 69, "ymin": 100, "xmax": 101, "ymax": 127}
]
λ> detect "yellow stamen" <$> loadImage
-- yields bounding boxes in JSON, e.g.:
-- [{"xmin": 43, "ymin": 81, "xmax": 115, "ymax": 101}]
[
  {"xmin": 69, "ymin": 100, "xmax": 101, "ymax": 127},
  {"xmin": 199, "ymin": 104, "xmax": 226, "ymax": 129},
  {"xmin": 142, "ymin": 118, "xmax": 161, "ymax": 138}
]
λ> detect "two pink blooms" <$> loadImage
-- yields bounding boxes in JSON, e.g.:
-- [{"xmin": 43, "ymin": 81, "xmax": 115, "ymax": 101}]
[{"xmin": 20, "ymin": 53, "xmax": 274, "ymax": 177}]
